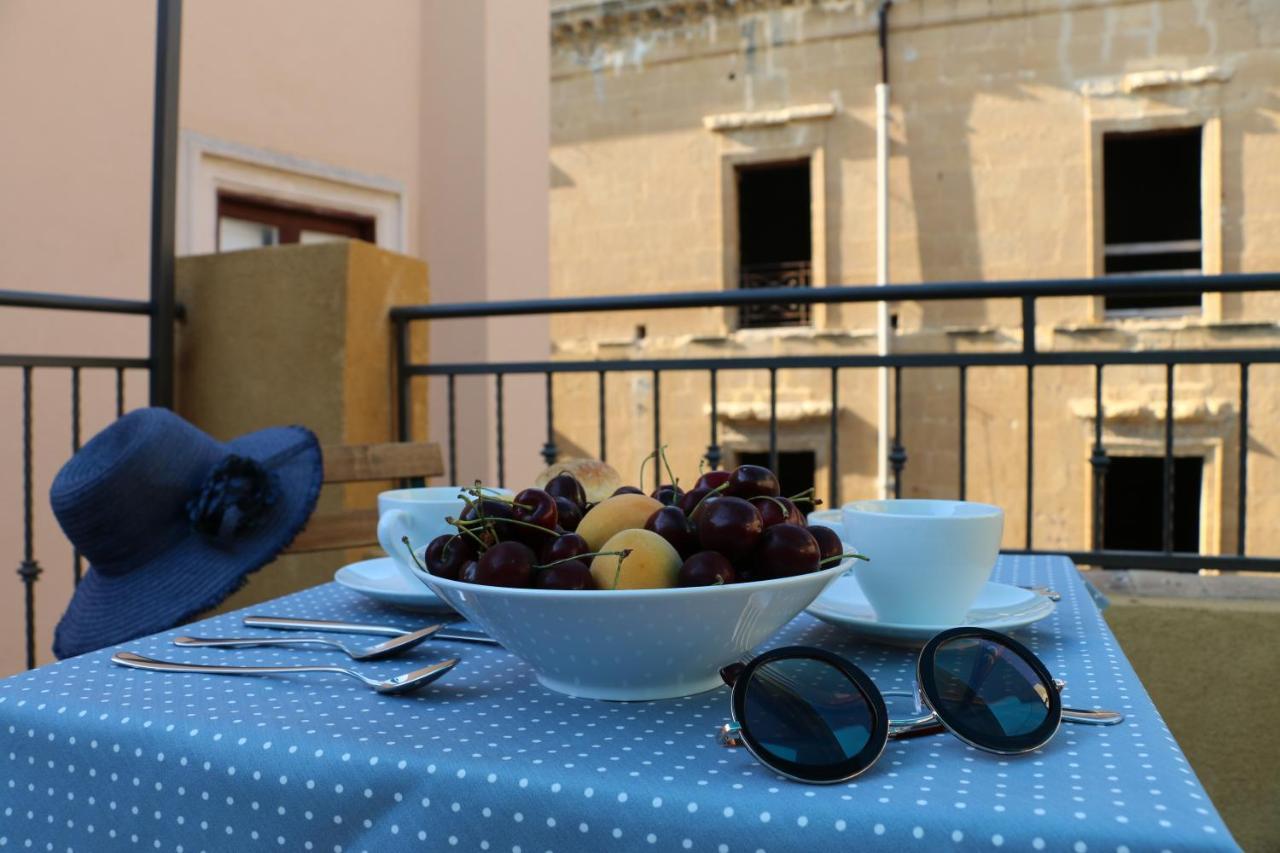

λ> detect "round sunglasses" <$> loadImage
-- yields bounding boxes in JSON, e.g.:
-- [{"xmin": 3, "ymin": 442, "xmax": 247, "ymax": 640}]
[{"xmin": 718, "ymin": 626, "xmax": 1124, "ymax": 784}]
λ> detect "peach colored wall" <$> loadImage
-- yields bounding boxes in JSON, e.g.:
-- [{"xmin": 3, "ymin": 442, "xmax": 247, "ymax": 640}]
[{"xmin": 0, "ymin": 0, "xmax": 551, "ymax": 675}]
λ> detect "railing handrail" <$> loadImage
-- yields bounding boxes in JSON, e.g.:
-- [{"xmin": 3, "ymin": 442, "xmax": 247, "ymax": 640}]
[
  {"xmin": 0, "ymin": 289, "xmax": 154, "ymax": 315},
  {"xmin": 389, "ymin": 271, "xmax": 1280, "ymax": 321}
]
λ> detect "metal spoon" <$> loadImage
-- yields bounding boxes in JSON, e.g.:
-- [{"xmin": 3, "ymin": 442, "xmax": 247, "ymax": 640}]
[
  {"xmin": 1019, "ymin": 585, "xmax": 1061, "ymax": 602},
  {"xmin": 110, "ymin": 651, "xmax": 458, "ymax": 695},
  {"xmin": 172, "ymin": 622, "xmax": 445, "ymax": 661},
  {"xmin": 243, "ymin": 615, "xmax": 500, "ymax": 646}
]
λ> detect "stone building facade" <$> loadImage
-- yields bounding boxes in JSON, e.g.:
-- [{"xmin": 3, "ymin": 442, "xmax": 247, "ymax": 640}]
[{"xmin": 546, "ymin": 0, "xmax": 1280, "ymax": 556}]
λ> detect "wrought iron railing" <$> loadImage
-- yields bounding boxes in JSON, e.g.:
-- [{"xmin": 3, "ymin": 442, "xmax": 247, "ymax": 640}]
[
  {"xmin": 738, "ymin": 260, "xmax": 812, "ymax": 328},
  {"xmin": 2, "ymin": 289, "xmax": 155, "ymax": 670},
  {"xmin": 392, "ymin": 272, "xmax": 1280, "ymax": 575}
]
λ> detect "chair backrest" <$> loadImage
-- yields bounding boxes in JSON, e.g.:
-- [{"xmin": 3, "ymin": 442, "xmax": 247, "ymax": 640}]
[{"xmin": 284, "ymin": 441, "xmax": 444, "ymax": 554}]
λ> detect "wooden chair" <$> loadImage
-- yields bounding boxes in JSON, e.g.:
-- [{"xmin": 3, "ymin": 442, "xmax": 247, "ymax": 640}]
[{"xmin": 284, "ymin": 441, "xmax": 445, "ymax": 554}]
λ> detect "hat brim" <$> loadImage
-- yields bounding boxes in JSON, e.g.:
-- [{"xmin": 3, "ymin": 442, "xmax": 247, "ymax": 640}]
[{"xmin": 52, "ymin": 425, "xmax": 323, "ymax": 659}]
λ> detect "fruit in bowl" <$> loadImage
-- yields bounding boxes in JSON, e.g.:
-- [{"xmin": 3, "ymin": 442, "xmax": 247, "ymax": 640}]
[{"xmin": 401, "ymin": 457, "xmax": 864, "ymax": 700}]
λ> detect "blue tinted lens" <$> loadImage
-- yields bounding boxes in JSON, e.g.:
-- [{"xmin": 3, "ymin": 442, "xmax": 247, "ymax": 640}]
[
  {"xmin": 742, "ymin": 658, "xmax": 873, "ymax": 767},
  {"xmin": 930, "ymin": 637, "xmax": 1051, "ymax": 742}
]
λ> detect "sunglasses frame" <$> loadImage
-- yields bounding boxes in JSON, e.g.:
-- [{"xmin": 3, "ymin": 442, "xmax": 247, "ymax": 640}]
[
  {"xmin": 726, "ymin": 646, "xmax": 890, "ymax": 784},
  {"xmin": 722, "ymin": 627, "xmax": 1071, "ymax": 785},
  {"xmin": 917, "ymin": 626, "xmax": 1063, "ymax": 756}
]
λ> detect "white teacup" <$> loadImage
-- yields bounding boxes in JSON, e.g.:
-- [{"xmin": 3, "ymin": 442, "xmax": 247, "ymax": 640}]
[
  {"xmin": 841, "ymin": 499, "xmax": 1003, "ymax": 626},
  {"xmin": 377, "ymin": 487, "xmax": 512, "ymax": 581}
]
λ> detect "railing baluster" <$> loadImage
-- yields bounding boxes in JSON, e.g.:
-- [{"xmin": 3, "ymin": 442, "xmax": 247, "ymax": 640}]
[
  {"xmin": 597, "ymin": 370, "xmax": 607, "ymax": 463},
  {"xmin": 1025, "ymin": 365, "xmax": 1034, "ymax": 550},
  {"xmin": 957, "ymin": 365, "xmax": 967, "ymax": 501},
  {"xmin": 446, "ymin": 374, "xmax": 457, "ymax": 484},
  {"xmin": 889, "ymin": 366, "xmax": 907, "ymax": 498},
  {"xmin": 768, "ymin": 368, "xmax": 778, "ymax": 475},
  {"xmin": 71, "ymin": 367, "xmax": 83, "ymax": 586},
  {"xmin": 706, "ymin": 369, "xmax": 721, "ymax": 470},
  {"xmin": 1238, "ymin": 363, "xmax": 1249, "ymax": 556},
  {"xmin": 828, "ymin": 367, "xmax": 840, "ymax": 507},
  {"xmin": 115, "ymin": 366, "xmax": 125, "ymax": 417},
  {"xmin": 19, "ymin": 367, "xmax": 42, "ymax": 670},
  {"xmin": 541, "ymin": 372, "xmax": 558, "ymax": 467},
  {"xmin": 495, "ymin": 373, "xmax": 505, "ymax": 489},
  {"xmin": 1090, "ymin": 365, "xmax": 1109, "ymax": 552},
  {"xmin": 1163, "ymin": 363, "xmax": 1175, "ymax": 553},
  {"xmin": 652, "ymin": 370, "xmax": 661, "ymax": 490},
  {"xmin": 394, "ymin": 319, "xmax": 410, "ymax": 442}
]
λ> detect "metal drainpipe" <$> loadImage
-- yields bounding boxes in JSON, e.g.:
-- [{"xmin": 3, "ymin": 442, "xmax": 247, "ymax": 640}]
[{"xmin": 875, "ymin": 0, "xmax": 893, "ymax": 499}]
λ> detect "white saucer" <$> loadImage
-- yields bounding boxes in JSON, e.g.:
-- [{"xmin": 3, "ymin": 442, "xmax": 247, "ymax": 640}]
[
  {"xmin": 805, "ymin": 575, "xmax": 1055, "ymax": 646},
  {"xmin": 334, "ymin": 557, "xmax": 455, "ymax": 613}
]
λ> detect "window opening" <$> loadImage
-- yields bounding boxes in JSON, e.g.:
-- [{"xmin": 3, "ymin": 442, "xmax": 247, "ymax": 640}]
[{"xmin": 736, "ymin": 161, "xmax": 812, "ymax": 328}]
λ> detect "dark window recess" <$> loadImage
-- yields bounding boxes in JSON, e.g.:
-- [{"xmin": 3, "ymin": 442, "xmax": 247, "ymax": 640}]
[
  {"xmin": 736, "ymin": 450, "xmax": 816, "ymax": 503},
  {"xmin": 1102, "ymin": 456, "xmax": 1202, "ymax": 552},
  {"xmin": 737, "ymin": 161, "xmax": 812, "ymax": 328},
  {"xmin": 1102, "ymin": 127, "xmax": 1202, "ymax": 312},
  {"xmin": 216, "ymin": 193, "xmax": 376, "ymax": 252}
]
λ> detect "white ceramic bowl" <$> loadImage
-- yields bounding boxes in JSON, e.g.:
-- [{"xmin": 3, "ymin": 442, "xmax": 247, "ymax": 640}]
[{"xmin": 413, "ymin": 551, "xmax": 857, "ymax": 701}]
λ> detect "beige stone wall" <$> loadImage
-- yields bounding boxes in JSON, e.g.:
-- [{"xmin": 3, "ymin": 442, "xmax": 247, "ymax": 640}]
[{"xmin": 547, "ymin": 0, "xmax": 1280, "ymax": 555}]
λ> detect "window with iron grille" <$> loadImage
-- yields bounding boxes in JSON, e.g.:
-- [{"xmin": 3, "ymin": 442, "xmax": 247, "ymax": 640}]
[
  {"xmin": 1102, "ymin": 456, "xmax": 1202, "ymax": 552},
  {"xmin": 736, "ymin": 161, "xmax": 812, "ymax": 328},
  {"xmin": 1102, "ymin": 127, "xmax": 1203, "ymax": 312}
]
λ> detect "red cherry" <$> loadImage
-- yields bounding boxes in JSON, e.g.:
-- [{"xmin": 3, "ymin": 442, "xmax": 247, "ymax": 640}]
[
  {"xmin": 644, "ymin": 506, "xmax": 698, "ymax": 558},
  {"xmin": 749, "ymin": 523, "xmax": 820, "ymax": 580},
  {"xmin": 470, "ymin": 541, "xmax": 535, "ymax": 587},
  {"xmin": 696, "ymin": 496, "xmax": 763, "ymax": 560},
  {"xmin": 694, "ymin": 470, "xmax": 731, "ymax": 491},
  {"xmin": 677, "ymin": 551, "xmax": 736, "ymax": 587},
  {"xmin": 424, "ymin": 534, "xmax": 475, "ymax": 581},
  {"xmin": 809, "ymin": 525, "xmax": 844, "ymax": 565},
  {"xmin": 724, "ymin": 465, "xmax": 780, "ymax": 500},
  {"xmin": 534, "ymin": 559, "xmax": 596, "ymax": 590}
]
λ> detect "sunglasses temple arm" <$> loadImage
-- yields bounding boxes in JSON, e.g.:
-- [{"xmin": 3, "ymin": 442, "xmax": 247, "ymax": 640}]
[{"xmin": 1062, "ymin": 707, "xmax": 1125, "ymax": 726}]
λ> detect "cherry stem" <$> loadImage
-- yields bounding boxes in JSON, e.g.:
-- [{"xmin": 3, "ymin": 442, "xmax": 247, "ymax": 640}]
[
  {"xmin": 820, "ymin": 550, "xmax": 869, "ymax": 566},
  {"xmin": 788, "ymin": 488, "xmax": 821, "ymax": 508},
  {"xmin": 658, "ymin": 444, "xmax": 679, "ymax": 489},
  {"xmin": 445, "ymin": 517, "xmax": 492, "ymax": 550},
  {"xmin": 638, "ymin": 448, "xmax": 657, "ymax": 492},
  {"xmin": 459, "ymin": 490, "xmax": 533, "ymax": 512},
  {"xmin": 401, "ymin": 536, "xmax": 426, "ymax": 571},
  {"xmin": 749, "ymin": 495, "xmax": 792, "ymax": 516},
  {"xmin": 689, "ymin": 481, "xmax": 729, "ymax": 517},
  {"xmin": 461, "ymin": 515, "xmax": 560, "ymax": 538},
  {"xmin": 535, "ymin": 548, "xmax": 632, "ymax": 571}
]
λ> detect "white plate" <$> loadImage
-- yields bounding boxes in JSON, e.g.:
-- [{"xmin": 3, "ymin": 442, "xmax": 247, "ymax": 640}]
[
  {"xmin": 334, "ymin": 557, "xmax": 455, "ymax": 613},
  {"xmin": 805, "ymin": 575, "xmax": 1055, "ymax": 646}
]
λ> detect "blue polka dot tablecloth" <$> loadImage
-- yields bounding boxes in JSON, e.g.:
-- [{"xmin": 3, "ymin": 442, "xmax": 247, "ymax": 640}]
[{"xmin": 0, "ymin": 555, "xmax": 1237, "ymax": 852}]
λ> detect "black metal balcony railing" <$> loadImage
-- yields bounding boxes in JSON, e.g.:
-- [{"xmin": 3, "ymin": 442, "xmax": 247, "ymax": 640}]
[
  {"xmin": 1, "ymin": 289, "xmax": 155, "ymax": 670},
  {"xmin": 392, "ymin": 272, "xmax": 1280, "ymax": 577},
  {"xmin": 738, "ymin": 260, "xmax": 811, "ymax": 328}
]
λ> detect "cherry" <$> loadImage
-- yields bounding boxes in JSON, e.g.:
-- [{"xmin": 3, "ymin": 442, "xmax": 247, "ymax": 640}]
[
  {"xmin": 809, "ymin": 525, "xmax": 844, "ymax": 565},
  {"xmin": 694, "ymin": 470, "xmax": 731, "ymax": 491},
  {"xmin": 470, "ymin": 541, "xmax": 535, "ymax": 587},
  {"xmin": 612, "ymin": 485, "xmax": 645, "ymax": 497},
  {"xmin": 554, "ymin": 496, "xmax": 583, "ymax": 532},
  {"xmin": 724, "ymin": 464, "xmax": 780, "ymax": 500},
  {"xmin": 749, "ymin": 523, "xmax": 820, "ymax": 580},
  {"xmin": 541, "ymin": 532, "xmax": 590, "ymax": 564},
  {"xmin": 534, "ymin": 558, "xmax": 596, "ymax": 590},
  {"xmin": 696, "ymin": 496, "xmax": 762, "ymax": 560},
  {"xmin": 644, "ymin": 506, "xmax": 698, "ymax": 558},
  {"xmin": 544, "ymin": 472, "xmax": 587, "ymax": 507},
  {"xmin": 459, "ymin": 497, "xmax": 514, "ymax": 524},
  {"xmin": 678, "ymin": 486, "xmax": 710, "ymax": 516},
  {"xmin": 514, "ymin": 487, "xmax": 558, "ymax": 530},
  {"xmin": 651, "ymin": 484, "xmax": 684, "ymax": 506},
  {"xmin": 458, "ymin": 560, "xmax": 480, "ymax": 583},
  {"xmin": 423, "ymin": 533, "xmax": 475, "ymax": 580},
  {"xmin": 752, "ymin": 496, "xmax": 804, "ymax": 528},
  {"xmin": 677, "ymin": 551, "xmax": 736, "ymax": 587}
]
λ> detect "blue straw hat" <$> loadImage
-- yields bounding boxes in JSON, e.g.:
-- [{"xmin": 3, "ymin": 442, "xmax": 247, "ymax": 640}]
[{"xmin": 50, "ymin": 408, "xmax": 323, "ymax": 659}]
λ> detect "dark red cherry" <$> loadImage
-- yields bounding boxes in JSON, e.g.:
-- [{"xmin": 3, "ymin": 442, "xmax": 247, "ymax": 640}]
[
  {"xmin": 678, "ymin": 486, "xmax": 710, "ymax": 516},
  {"xmin": 752, "ymin": 496, "xmax": 804, "ymax": 528},
  {"xmin": 651, "ymin": 484, "xmax": 684, "ymax": 506},
  {"xmin": 612, "ymin": 485, "xmax": 645, "ymax": 496},
  {"xmin": 544, "ymin": 473, "xmax": 587, "ymax": 508},
  {"xmin": 554, "ymin": 496, "xmax": 583, "ymax": 532},
  {"xmin": 470, "ymin": 541, "xmax": 535, "ymax": 587},
  {"xmin": 809, "ymin": 525, "xmax": 844, "ymax": 566},
  {"xmin": 694, "ymin": 470, "xmax": 731, "ymax": 491},
  {"xmin": 725, "ymin": 464, "xmax": 780, "ymax": 500},
  {"xmin": 534, "ymin": 559, "xmax": 596, "ymax": 590},
  {"xmin": 459, "ymin": 497, "xmax": 514, "ymax": 523},
  {"xmin": 696, "ymin": 496, "xmax": 762, "ymax": 560},
  {"xmin": 541, "ymin": 532, "xmax": 590, "ymax": 564},
  {"xmin": 750, "ymin": 523, "xmax": 820, "ymax": 580},
  {"xmin": 514, "ymin": 487, "xmax": 558, "ymax": 530},
  {"xmin": 644, "ymin": 506, "xmax": 698, "ymax": 558},
  {"xmin": 458, "ymin": 560, "xmax": 480, "ymax": 583},
  {"xmin": 677, "ymin": 551, "xmax": 736, "ymax": 587},
  {"xmin": 423, "ymin": 533, "xmax": 475, "ymax": 581}
]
